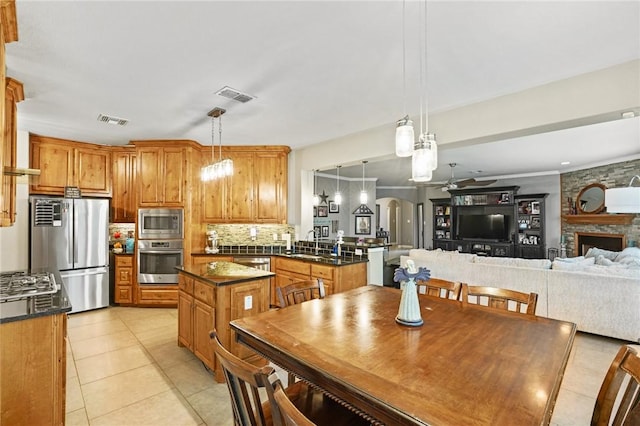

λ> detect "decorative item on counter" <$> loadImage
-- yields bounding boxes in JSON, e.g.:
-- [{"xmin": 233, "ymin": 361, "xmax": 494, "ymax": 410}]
[
  {"xmin": 393, "ymin": 259, "xmax": 430, "ymax": 327},
  {"xmin": 205, "ymin": 230, "xmax": 219, "ymax": 254},
  {"xmin": 113, "ymin": 242, "xmax": 123, "ymax": 254},
  {"xmin": 125, "ymin": 231, "xmax": 134, "ymax": 253}
]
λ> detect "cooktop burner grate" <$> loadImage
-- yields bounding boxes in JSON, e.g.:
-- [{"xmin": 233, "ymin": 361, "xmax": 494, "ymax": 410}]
[{"xmin": 0, "ymin": 271, "xmax": 59, "ymax": 302}]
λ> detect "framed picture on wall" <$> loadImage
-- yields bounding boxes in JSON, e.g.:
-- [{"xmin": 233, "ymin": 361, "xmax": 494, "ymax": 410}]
[
  {"xmin": 317, "ymin": 206, "xmax": 328, "ymax": 217},
  {"xmin": 329, "ymin": 201, "xmax": 339, "ymax": 213},
  {"xmin": 355, "ymin": 215, "xmax": 371, "ymax": 235},
  {"xmin": 321, "ymin": 225, "xmax": 329, "ymax": 238},
  {"xmin": 313, "ymin": 206, "xmax": 317, "ymax": 217}
]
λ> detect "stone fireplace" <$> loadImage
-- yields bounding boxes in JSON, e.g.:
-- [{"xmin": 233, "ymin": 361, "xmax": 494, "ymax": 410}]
[{"xmin": 574, "ymin": 232, "xmax": 626, "ymax": 257}]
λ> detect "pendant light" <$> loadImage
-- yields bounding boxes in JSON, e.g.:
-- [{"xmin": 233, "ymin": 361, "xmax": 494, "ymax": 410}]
[
  {"xmin": 312, "ymin": 169, "xmax": 320, "ymax": 206},
  {"xmin": 412, "ymin": 0, "xmax": 437, "ymax": 182},
  {"xmin": 395, "ymin": 0, "xmax": 414, "ymax": 157},
  {"xmin": 360, "ymin": 161, "xmax": 368, "ymax": 205},
  {"xmin": 200, "ymin": 107, "xmax": 233, "ymax": 182},
  {"xmin": 334, "ymin": 165, "xmax": 342, "ymax": 205}
]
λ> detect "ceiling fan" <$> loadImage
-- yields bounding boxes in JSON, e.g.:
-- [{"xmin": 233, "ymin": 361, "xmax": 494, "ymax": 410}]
[{"xmin": 440, "ymin": 163, "xmax": 497, "ymax": 191}]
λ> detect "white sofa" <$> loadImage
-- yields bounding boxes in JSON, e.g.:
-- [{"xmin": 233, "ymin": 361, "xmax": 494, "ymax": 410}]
[{"xmin": 400, "ymin": 249, "xmax": 640, "ymax": 342}]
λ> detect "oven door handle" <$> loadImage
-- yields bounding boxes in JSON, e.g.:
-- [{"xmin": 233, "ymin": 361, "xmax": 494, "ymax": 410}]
[{"xmin": 139, "ymin": 250, "xmax": 183, "ymax": 255}]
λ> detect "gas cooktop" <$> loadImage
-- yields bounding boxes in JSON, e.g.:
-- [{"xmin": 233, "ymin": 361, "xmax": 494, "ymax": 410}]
[{"xmin": 0, "ymin": 271, "xmax": 59, "ymax": 302}]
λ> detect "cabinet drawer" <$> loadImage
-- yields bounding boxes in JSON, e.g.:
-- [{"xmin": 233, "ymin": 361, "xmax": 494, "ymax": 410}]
[
  {"xmin": 178, "ymin": 274, "xmax": 194, "ymax": 294},
  {"xmin": 115, "ymin": 255, "xmax": 133, "ymax": 267},
  {"xmin": 139, "ymin": 287, "xmax": 178, "ymax": 302},
  {"xmin": 275, "ymin": 258, "xmax": 311, "ymax": 275},
  {"xmin": 194, "ymin": 279, "xmax": 215, "ymax": 305},
  {"xmin": 311, "ymin": 264, "xmax": 334, "ymax": 280}
]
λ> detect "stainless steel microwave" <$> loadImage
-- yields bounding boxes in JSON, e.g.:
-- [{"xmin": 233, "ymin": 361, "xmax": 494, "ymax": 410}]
[{"xmin": 138, "ymin": 208, "xmax": 183, "ymax": 239}]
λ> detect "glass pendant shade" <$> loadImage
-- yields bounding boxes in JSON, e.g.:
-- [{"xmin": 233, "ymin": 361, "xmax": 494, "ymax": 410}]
[
  {"xmin": 395, "ymin": 116, "xmax": 415, "ymax": 157},
  {"xmin": 334, "ymin": 166, "xmax": 342, "ymax": 205},
  {"xmin": 360, "ymin": 190, "xmax": 368, "ymax": 204},
  {"xmin": 412, "ymin": 134, "xmax": 434, "ymax": 182},
  {"xmin": 429, "ymin": 135, "xmax": 438, "ymax": 171},
  {"xmin": 334, "ymin": 191, "xmax": 342, "ymax": 205},
  {"xmin": 312, "ymin": 194, "xmax": 320, "ymax": 206}
]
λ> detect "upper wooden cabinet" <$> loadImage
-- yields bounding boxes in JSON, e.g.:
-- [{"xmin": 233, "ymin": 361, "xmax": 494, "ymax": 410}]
[
  {"xmin": 30, "ymin": 135, "xmax": 112, "ymax": 197},
  {"xmin": 135, "ymin": 143, "xmax": 189, "ymax": 207},
  {"xmin": 202, "ymin": 146, "xmax": 289, "ymax": 223},
  {"xmin": 1, "ymin": 0, "xmax": 20, "ymax": 227},
  {"xmin": 1, "ymin": 77, "xmax": 23, "ymax": 227},
  {"xmin": 111, "ymin": 146, "xmax": 136, "ymax": 222}
]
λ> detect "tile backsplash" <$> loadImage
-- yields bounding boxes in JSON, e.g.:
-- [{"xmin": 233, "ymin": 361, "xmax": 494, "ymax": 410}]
[
  {"xmin": 108, "ymin": 223, "xmax": 135, "ymax": 243},
  {"xmin": 206, "ymin": 224, "xmax": 295, "ymax": 246}
]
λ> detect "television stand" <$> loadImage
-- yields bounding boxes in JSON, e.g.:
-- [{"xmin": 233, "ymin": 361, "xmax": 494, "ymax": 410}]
[{"xmin": 452, "ymin": 240, "xmax": 514, "ymax": 257}]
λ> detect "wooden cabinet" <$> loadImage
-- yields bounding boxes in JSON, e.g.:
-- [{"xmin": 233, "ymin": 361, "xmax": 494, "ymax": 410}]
[
  {"xmin": 137, "ymin": 145, "xmax": 186, "ymax": 207},
  {"xmin": 1, "ymin": 313, "xmax": 67, "ymax": 425},
  {"xmin": 137, "ymin": 285, "xmax": 178, "ymax": 306},
  {"xmin": 515, "ymin": 194, "xmax": 548, "ymax": 259},
  {"xmin": 273, "ymin": 257, "xmax": 367, "ymax": 307},
  {"xmin": 178, "ymin": 275, "xmax": 216, "ymax": 369},
  {"xmin": 177, "ymin": 271, "xmax": 269, "ymax": 382},
  {"xmin": 431, "ymin": 198, "xmax": 452, "ymax": 251},
  {"xmin": 1, "ymin": 77, "xmax": 23, "ymax": 226},
  {"xmin": 111, "ymin": 147, "xmax": 137, "ymax": 222},
  {"xmin": 30, "ymin": 135, "xmax": 112, "ymax": 197},
  {"xmin": 114, "ymin": 254, "xmax": 134, "ymax": 304},
  {"xmin": 201, "ymin": 146, "xmax": 289, "ymax": 223}
]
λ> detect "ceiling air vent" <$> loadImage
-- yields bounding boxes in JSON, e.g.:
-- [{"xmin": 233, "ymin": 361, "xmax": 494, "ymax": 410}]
[
  {"xmin": 97, "ymin": 114, "xmax": 128, "ymax": 126},
  {"xmin": 215, "ymin": 86, "xmax": 255, "ymax": 103}
]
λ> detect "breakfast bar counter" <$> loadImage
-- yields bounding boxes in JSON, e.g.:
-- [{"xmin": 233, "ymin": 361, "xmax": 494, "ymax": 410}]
[{"xmin": 176, "ymin": 261, "xmax": 273, "ymax": 382}]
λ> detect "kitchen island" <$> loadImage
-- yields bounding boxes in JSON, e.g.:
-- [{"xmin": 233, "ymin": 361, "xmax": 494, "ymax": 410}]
[
  {"xmin": 1, "ymin": 269, "xmax": 72, "ymax": 425},
  {"xmin": 176, "ymin": 261, "xmax": 274, "ymax": 382}
]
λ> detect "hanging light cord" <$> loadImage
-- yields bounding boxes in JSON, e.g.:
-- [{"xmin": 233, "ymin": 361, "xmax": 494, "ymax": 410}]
[
  {"xmin": 218, "ymin": 114, "xmax": 223, "ymax": 161},
  {"xmin": 362, "ymin": 161, "xmax": 366, "ymax": 191},
  {"xmin": 424, "ymin": 0, "xmax": 429, "ymax": 132},
  {"xmin": 402, "ymin": 0, "xmax": 407, "ymax": 116},
  {"xmin": 210, "ymin": 116, "xmax": 215, "ymax": 162},
  {"xmin": 337, "ymin": 166, "xmax": 340, "ymax": 192}
]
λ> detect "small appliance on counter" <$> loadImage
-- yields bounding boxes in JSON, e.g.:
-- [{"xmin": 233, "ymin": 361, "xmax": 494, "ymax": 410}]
[{"xmin": 205, "ymin": 230, "xmax": 219, "ymax": 254}]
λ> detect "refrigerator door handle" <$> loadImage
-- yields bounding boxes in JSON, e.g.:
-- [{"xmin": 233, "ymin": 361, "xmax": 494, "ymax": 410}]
[{"xmin": 60, "ymin": 267, "xmax": 108, "ymax": 278}]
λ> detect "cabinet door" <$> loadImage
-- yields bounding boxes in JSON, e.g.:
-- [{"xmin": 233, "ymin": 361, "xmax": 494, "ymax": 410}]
[
  {"xmin": 137, "ymin": 148, "xmax": 161, "ymax": 205},
  {"xmin": 227, "ymin": 151, "xmax": 254, "ymax": 222},
  {"xmin": 193, "ymin": 299, "xmax": 215, "ymax": 369},
  {"xmin": 161, "ymin": 147, "xmax": 185, "ymax": 206},
  {"xmin": 228, "ymin": 280, "xmax": 269, "ymax": 359},
  {"xmin": 30, "ymin": 138, "xmax": 74, "ymax": 194},
  {"xmin": 253, "ymin": 151, "xmax": 286, "ymax": 223},
  {"xmin": 111, "ymin": 150, "xmax": 136, "ymax": 222},
  {"xmin": 1, "ymin": 78, "xmax": 23, "ymax": 227},
  {"xmin": 75, "ymin": 147, "xmax": 111, "ymax": 196},
  {"xmin": 177, "ymin": 291, "xmax": 193, "ymax": 349},
  {"xmin": 201, "ymin": 151, "xmax": 227, "ymax": 221}
]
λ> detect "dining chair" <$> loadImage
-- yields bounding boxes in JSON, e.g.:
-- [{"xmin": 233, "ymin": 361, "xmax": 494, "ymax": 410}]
[
  {"xmin": 417, "ymin": 278, "xmax": 461, "ymax": 300},
  {"xmin": 277, "ymin": 278, "xmax": 325, "ymax": 308},
  {"xmin": 460, "ymin": 283, "xmax": 538, "ymax": 315},
  {"xmin": 269, "ymin": 376, "xmax": 316, "ymax": 426},
  {"xmin": 591, "ymin": 344, "xmax": 640, "ymax": 426},
  {"xmin": 210, "ymin": 330, "xmax": 369, "ymax": 426}
]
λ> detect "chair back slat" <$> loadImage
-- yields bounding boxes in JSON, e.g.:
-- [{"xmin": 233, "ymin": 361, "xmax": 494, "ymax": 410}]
[
  {"xmin": 592, "ymin": 345, "xmax": 640, "ymax": 426},
  {"xmin": 461, "ymin": 284, "xmax": 538, "ymax": 316},
  {"xmin": 418, "ymin": 278, "xmax": 461, "ymax": 300},
  {"xmin": 270, "ymin": 376, "xmax": 316, "ymax": 426},
  {"xmin": 277, "ymin": 279, "xmax": 325, "ymax": 308}
]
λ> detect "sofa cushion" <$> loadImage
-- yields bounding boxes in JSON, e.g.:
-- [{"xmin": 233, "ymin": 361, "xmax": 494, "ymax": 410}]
[
  {"xmin": 473, "ymin": 256, "xmax": 551, "ymax": 269},
  {"xmin": 552, "ymin": 256, "xmax": 595, "ymax": 271},
  {"xmin": 595, "ymin": 255, "xmax": 615, "ymax": 266},
  {"xmin": 585, "ymin": 247, "xmax": 619, "ymax": 261},
  {"xmin": 615, "ymin": 247, "xmax": 640, "ymax": 262}
]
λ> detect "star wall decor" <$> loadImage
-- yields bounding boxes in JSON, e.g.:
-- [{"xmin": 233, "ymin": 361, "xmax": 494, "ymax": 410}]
[{"xmin": 319, "ymin": 190, "xmax": 329, "ymax": 205}]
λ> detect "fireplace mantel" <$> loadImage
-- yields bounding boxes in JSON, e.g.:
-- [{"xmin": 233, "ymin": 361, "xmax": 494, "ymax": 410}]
[{"xmin": 562, "ymin": 214, "xmax": 635, "ymax": 225}]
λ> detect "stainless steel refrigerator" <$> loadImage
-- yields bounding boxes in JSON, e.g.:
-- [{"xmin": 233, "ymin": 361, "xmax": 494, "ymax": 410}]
[{"xmin": 30, "ymin": 196, "xmax": 110, "ymax": 313}]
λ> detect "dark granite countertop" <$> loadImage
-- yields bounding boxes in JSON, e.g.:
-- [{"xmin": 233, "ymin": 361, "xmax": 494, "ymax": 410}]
[
  {"xmin": 0, "ymin": 269, "xmax": 72, "ymax": 324},
  {"xmin": 177, "ymin": 261, "xmax": 275, "ymax": 286},
  {"xmin": 190, "ymin": 252, "xmax": 369, "ymax": 266}
]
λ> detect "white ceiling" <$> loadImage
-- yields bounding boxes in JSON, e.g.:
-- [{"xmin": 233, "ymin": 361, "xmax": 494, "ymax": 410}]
[{"xmin": 6, "ymin": 1, "xmax": 640, "ymax": 187}]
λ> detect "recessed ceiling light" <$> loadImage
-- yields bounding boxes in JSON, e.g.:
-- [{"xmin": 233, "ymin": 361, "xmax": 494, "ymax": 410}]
[
  {"xmin": 621, "ymin": 111, "xmax": 636, "ymax": 119},
  {"xmin": 560, "ymin": 161, "xmax": 570, "ymax": 166}
]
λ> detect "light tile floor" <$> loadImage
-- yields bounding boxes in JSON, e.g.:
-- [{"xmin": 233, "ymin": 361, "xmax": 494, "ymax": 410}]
[{"xmin": 65, "ymin": 305, "xmax": 630, "ymax": 425}]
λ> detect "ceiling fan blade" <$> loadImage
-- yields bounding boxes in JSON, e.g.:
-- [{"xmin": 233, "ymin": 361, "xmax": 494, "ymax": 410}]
[
  {"xmin": 463, "ymin": 179, "xmax": 497, "ymax": 187},
  {"xmin": 454, "ymin": 178, "xmax": 476, "ymax": 188}
]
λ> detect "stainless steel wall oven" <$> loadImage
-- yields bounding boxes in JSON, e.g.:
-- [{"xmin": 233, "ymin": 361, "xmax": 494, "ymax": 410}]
[{"xmin": 137, "ymin": 240, "xmax": 183, "ymax": 284}]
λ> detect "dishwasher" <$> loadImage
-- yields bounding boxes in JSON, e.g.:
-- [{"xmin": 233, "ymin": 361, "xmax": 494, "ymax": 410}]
[{"xmin": 232, "ymin": 256, "xmax": 271, "ymax": 272}]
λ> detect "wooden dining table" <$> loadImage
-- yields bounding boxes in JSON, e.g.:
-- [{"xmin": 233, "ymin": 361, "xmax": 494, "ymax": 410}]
[{"xmin": 230, "ymin": 285, "xmax": 576, "ymax": 426}]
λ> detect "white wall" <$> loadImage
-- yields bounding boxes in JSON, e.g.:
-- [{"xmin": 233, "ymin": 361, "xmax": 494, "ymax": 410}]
[{"xmin": 0, "ymin": 130, "xmax": 30, "ymax": 272}]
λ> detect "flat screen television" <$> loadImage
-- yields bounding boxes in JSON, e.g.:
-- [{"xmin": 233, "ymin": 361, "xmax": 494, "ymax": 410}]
[{"xmin": 456, "ymin": 213, "xmax": 510, "ymax": 241}]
